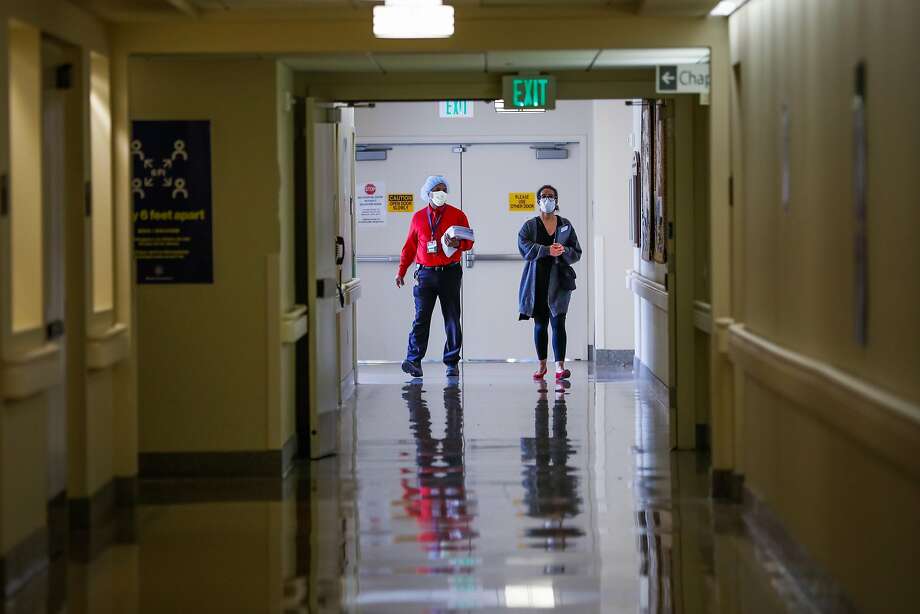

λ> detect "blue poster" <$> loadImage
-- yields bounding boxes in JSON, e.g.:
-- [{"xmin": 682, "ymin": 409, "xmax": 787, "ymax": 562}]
[{"xmin": 132, "ymin": 120, "xmax": 213, "ymax": 284}]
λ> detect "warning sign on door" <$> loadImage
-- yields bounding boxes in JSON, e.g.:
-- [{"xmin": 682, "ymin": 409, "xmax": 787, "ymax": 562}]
[
  {"xmin": 387, "ymin": 193, "xmax": 414, "ymax": 213},
  {"xmin": 357, "ymin": 181, "xmax": 386, "ymax": 226},
  {"xmin": 508, "ymin": 192, "xmax": 536, "ymax": 212}
]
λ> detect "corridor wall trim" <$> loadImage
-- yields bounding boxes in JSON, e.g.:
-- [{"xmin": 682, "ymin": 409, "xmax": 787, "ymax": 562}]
[
  {"xmin": 727, "ymin": 323, "xmax": 920, "ymax": 480},
  {"xmin": 629, "ymin": 271, "xmax": 668, "ymax": 312}
]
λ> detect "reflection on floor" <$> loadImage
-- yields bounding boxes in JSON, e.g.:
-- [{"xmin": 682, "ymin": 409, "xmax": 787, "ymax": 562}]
[{"xmin": 4, "ymin": 363, "xmax": 825, "ymax": 613}]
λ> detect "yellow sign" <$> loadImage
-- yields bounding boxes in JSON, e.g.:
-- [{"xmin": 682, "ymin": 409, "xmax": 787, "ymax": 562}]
[
  {"xmin": 387, "ymin": 193, "xmax": 414, "ymax": 213},
  {"xmin": 508, "ymin": 192, "xmax": 536, "ymax": 212}
]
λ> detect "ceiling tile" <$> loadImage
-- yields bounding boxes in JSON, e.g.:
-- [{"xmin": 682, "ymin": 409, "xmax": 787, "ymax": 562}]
[
  {"xmin": 486, "ymin": 50, "xmax": 599, "ymax": 73},
  {"xmin": 373, "ymin": 53, "xmax": 487, "ymax": 73},
  {"xmin": 284, "ymin": 54, "xmax": 381, "ymax": 72}
]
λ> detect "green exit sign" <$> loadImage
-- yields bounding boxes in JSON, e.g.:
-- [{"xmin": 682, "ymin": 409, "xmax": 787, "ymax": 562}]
[
  {"xmin": 502, "ymin": 75, "xmax": 557, "ymax": 110},
  {"xmin": 439, "ymin": 100, "xmax": 474, "ymax": 118}
]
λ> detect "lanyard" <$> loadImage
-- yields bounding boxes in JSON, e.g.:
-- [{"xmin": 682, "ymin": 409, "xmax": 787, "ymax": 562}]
[{"xmin": 427, "ymin": 206, "xmax": 444, "ymax": 240}]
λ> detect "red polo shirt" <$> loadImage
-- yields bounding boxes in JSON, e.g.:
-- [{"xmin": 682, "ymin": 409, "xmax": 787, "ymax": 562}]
[{"xmin": 398, "ymin": 204, "xmax": 474, "ymax": 277}]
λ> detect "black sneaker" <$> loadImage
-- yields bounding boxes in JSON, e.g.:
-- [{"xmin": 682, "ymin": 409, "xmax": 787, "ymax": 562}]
[
  {"xmin": 401, "ymin": 360, "xmax": 423, "ymax": 378},
  {"xmin": 445, "ymin": 363, "xmax": 460, "ymax": 377}
]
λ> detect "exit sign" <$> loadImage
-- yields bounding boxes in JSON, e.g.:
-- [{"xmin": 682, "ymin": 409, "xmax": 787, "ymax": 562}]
[
  {"xmin": 502, "ymin": 75, "xmax": 556, "ymax": 110},
  {"xmin": 439, "ymin": 100, "xmax": 474, "ymax": 118}
]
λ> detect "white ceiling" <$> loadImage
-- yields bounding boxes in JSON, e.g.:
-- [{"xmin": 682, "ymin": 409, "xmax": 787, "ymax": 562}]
[{"xmin": 284, "ymin": 48, "xmax": 710, "ymax": 73}]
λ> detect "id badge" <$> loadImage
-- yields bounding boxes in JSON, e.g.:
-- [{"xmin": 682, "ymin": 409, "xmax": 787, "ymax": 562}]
[{"xmin": 426, "ymin": 240, "xmax": 439, "ymax": 254}]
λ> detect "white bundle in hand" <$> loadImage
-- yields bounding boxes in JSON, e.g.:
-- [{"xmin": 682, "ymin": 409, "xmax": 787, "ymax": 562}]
[{"xmin": 441, "ymin": 226, "xmax": 475, "ymax": 257}]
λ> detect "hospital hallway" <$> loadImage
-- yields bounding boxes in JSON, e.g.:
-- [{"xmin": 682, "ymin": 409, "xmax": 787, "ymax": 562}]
[
  {"xmin": 4, "ymin": 364, "xmax": 832, "ymax": 613},
  {"xmin": 2, "ymin": 1, "xmax": 918, "ymax": 611}
]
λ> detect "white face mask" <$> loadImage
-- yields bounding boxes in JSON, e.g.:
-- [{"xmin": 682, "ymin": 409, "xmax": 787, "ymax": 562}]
[
  {"xmin": 430, "ymin": 191, "xmax": 449, "ymax": 207},
  {"xmin": 539, "ymin": 197, "xmax": 557, "ymax": 213}
]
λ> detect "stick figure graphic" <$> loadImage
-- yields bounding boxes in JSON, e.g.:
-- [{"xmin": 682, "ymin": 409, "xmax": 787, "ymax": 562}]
[
  {"xmin": 171, "ymin": 178, "xmax": 188, "ymax": 199},
  {"xmin": 132, "ymin": 178, "xmax": 145, "ymax": 199},
  {"xmin": 131, "ymin": 140, "xmax": 145, "ymax": 161},
  {"xmin": 171, "ymin": 140, "xmax": 188, "ymax": 161}
]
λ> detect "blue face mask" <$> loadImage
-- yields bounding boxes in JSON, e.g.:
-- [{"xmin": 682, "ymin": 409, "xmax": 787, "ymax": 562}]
[{"xmin": 539, "ymin": 197, "xmax": 557, "ymax": 213}]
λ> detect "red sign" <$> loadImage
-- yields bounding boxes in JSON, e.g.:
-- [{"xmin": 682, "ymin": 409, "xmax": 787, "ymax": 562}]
[{"xmin": 364, "ymin": 183, "xmax": 377, "ymax": 195}]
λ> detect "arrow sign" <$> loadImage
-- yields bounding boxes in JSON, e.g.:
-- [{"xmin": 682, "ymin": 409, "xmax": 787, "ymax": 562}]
[{"xmin": 658, "ymin": 66, "xmax": 677, "ymax": 91}]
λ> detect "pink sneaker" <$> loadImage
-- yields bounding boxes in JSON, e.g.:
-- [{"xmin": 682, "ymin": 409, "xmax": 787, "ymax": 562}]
[{"xmin": 555, "ymin": 369, "xmax": 571, "ymax": 381}]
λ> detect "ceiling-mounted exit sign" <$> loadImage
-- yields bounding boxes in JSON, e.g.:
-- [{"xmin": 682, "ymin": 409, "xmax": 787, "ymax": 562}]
[{"xmin": 502, "ymin": 75, "xmax": 557, "ymax": 110}]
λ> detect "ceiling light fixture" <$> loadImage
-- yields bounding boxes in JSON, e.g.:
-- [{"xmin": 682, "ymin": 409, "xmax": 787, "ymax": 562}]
[
  {"xmin": 709, "ymin": 1, "xmax": 745, "ymax": 17},
  {"xmin": 373, "ymin": 0, "xmax": 454, "ymax": 39}
]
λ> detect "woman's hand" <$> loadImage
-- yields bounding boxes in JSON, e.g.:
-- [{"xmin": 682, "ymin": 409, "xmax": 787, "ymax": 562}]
[
  {"xmin": 549, "ymin": 243, "xmax": 565, "ymax": 257},
  {"xmin": 445, "ymin": 236, "xmax": 460, "ymax": 248}
]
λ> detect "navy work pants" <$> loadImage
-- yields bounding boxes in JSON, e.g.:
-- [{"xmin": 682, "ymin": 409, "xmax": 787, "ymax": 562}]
[{"xmin": 406, "ymin": 265, "xmax": 463, "ymax": 365}]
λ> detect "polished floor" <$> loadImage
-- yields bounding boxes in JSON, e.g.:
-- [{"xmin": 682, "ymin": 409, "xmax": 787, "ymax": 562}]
[{"xmin": 5, "ymin": 363, "xmax": 815, "ymax": 613}]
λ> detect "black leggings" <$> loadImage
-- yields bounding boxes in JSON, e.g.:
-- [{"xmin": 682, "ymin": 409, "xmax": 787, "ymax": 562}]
[{"xmin": 533, "ymin": 313, "xmax": 567, "ymax": 362}]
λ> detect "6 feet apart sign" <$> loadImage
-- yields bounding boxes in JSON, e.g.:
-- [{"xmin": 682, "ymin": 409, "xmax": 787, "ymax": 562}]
[{"xmin": 132, "ymin": 121, "xmax": 214, "ymax": 284}]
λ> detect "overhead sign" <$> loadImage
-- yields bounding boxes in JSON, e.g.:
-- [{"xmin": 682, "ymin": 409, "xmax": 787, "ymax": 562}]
[
  {"xmin": 501, "ymin": 75, "xmax": 557, "ymax": 110},
  {"xmin": 656, "ymin": 64, "xmax": 710, "ymax": 94},
  {"xmin": 132, "ymin": 120, "xmax": 213, "ymax": 284},
  {"xmin": 439, "ymin": 100, "xmax": 474, "ymax": 118},
  {"xmin": 357, "ymin": 181, "xmax": 386, "ymax": 225},
  {"xmin": 387, "ymin": 193, "xmax": 414, "ymax": 213},
  {"xmin": 508, "ymin": 192, "xmax": 536, "ymax": 212}
]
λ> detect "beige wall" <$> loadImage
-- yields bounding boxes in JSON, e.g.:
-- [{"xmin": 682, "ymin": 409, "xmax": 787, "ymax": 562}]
[
  {"xmin": 0, "ymin": 395, "xmax": 47, "ymax": 552},
  {"xmin": 276, "ymin": 62, "xmax": 296, "ymax": 449},
  {"xmin": 729, "ymin": 0, "xmax": 920, "ymax": 610},
  {"xmin": 131, "ymin": 58, "xmax": 289, "ymax": 454},
  {"xmin": 734, "ymin": 0, "xmax": 919, "ymax": 401},
  {"xmin": 8, "ymin": 20, "xmax": 43, "ymax": 334}
]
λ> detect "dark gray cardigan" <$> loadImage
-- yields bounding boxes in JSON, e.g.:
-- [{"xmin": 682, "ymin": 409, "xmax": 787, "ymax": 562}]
[{"xmin": 517, "ymin": 215, "xmax": 582, "ymax": 318}]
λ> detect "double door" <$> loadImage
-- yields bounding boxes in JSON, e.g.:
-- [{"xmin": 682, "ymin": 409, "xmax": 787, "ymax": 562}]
[{"xmin": 356, "ymin": 141, "xmax": 586, "ymax": 362}]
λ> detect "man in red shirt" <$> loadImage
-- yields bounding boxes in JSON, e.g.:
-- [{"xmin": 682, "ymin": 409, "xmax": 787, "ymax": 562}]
[{"xmin": 395, "ymin": 175, "xmax": 474, "ymax": 378}]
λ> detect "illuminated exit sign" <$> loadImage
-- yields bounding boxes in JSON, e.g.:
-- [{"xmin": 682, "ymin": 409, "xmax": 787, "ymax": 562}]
[
  {"xmin": 501, "ymin": 75, "xmax": 557, "ymax": 110},
  {"xmin": 439, "ymin": 100, "xmax": 475, "ymax": 118}
]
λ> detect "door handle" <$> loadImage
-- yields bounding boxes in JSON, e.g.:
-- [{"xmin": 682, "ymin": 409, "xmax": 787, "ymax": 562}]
[
  {"xmin": 463, "ymin": 251, "xmax": 475, "ymax": 269},
  {"xmin": 335, "ymin": 236, "xmax": 346, "ymax": 266}
]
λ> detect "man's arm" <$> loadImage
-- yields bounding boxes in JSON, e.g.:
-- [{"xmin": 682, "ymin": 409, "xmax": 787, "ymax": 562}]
[{"xmin": 397, "ymin": 220, "xmax": 418, "ymax": 283}]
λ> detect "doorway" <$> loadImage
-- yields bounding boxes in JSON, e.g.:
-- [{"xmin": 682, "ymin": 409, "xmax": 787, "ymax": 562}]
[{"xmin": 353, "ymin": 101, "xmax": 595, "ymax": 364}]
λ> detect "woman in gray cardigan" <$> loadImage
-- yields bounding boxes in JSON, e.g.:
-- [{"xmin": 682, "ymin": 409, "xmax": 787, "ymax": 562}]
[{"xmin": 518, "ymin": 185, "xmax": 582, "ymax": 380}]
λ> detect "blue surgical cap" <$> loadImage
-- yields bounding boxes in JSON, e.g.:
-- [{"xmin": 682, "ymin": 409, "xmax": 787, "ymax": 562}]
[{"xmin": 420, "ymin": 175, "xmax": 449, "ymax": 202}]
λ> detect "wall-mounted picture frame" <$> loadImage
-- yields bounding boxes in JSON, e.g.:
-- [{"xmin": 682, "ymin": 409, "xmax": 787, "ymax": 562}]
[
  {"xmin": 640, "ymin": 103, "xmax": 653, "ymax": 262},
  {"xmin": 653, "ymin": 101, "xmax": 667, "ymax": 264}
]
